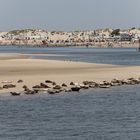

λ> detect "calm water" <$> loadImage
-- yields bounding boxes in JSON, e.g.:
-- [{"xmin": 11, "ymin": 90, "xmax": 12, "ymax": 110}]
[
  {"xmin": 0, "ymin": 46, "xmax": 140, "ymax": 139},
  {"xmin": 0, "ymin": 46, "xmax": 140, "ymax": 65},
  {"xmin": 1, "ymin": 86, "xmax": 140, "ymax": 140}
]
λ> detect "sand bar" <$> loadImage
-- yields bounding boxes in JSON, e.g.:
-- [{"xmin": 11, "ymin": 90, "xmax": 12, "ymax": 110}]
[{"xmin": 0, "ymin": 53, "xmax": 140, "ymax": 94}]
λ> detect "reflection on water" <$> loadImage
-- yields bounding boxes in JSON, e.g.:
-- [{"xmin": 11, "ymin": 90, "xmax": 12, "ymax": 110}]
[{"xmin": 0, "ymin": 85, "xmax": 140, "ymax": 139}]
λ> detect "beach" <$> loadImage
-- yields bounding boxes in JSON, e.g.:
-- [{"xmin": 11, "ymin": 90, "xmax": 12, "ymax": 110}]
[{"xmin": 0, "ymin": 53, "xmax": 140, "ymax": 94}]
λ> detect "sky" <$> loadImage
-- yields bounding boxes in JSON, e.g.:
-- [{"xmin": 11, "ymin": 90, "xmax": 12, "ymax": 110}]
[{"xmin": 0, "ymin": 0, "xmax": 140, "ymax": 31}]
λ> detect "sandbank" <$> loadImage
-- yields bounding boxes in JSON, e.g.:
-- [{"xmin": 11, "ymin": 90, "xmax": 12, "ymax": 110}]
[{"xmin": 0, "ymin": 53, "xmax": 140, "ymax": 94}]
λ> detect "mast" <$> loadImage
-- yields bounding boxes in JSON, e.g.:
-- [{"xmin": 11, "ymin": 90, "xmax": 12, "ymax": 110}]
[{"xmin": 138, "ymin": 38, "xmax": 140, "ymax": 52}]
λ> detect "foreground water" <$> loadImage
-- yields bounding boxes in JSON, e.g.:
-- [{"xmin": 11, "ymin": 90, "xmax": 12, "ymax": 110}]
[
  {"xmin": 0, "ymin": 46, "xmax": 140, "ymax": 139},
  {"xmin": 0, "ymin": 85, "xmax": 140, "ymax": 140}
]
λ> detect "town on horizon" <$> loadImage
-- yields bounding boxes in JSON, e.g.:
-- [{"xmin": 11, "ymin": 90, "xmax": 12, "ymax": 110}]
[{"xmin": 0, "ymin": 27, "xmax": 140, "ymax": 48}]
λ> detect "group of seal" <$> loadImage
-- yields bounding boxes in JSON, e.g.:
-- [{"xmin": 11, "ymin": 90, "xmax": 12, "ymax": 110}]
[{"xmin": 9, "ymin": 77, "xmax": 140, "ymax": 96}]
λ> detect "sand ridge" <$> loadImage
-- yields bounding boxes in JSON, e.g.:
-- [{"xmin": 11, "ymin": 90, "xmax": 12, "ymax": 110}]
[{"xmin": 0, "ymin": 53, "xmax": 140, "ymax": 94}]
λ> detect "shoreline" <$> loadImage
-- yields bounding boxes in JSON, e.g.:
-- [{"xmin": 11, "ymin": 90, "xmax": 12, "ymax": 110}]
[
  {"xmin": 0, "ymin": 42, "xmax": 139, "ymax": 49},
  {"xmin": 0, "ymin": 53, "xmax": 29, "ymax": 60},
  {"xmin": 0, "ymin": 53, "xmax": 140, "ymax": 96}
]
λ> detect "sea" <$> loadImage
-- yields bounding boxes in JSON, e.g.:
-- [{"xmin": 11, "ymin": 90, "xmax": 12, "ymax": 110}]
[{"xmin": 0, "ymin": 46, "xmax": 140, "ymax": 140}]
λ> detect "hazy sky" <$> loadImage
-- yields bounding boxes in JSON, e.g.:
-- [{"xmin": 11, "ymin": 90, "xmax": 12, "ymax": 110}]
[{"xmin": 0, "ymin": 0, "xmax": 140, "ymax": 31}]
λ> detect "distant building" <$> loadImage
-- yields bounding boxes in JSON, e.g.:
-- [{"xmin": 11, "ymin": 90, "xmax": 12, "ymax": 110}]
[
  {"xmin": 120, "ymin": 33, "xmax": 132, "ymax": 41},
  {"xmin": 106, "ymin": 36, "xmax": 121, "ymax": 41},
  {"xmin": 131, "ymin": 33, "xmax": 139, "ymax": 41}
]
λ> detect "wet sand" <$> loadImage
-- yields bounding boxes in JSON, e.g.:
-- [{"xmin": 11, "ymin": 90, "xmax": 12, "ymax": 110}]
[{"xmin": 0, "ymin": 53, "xmax": 140, "ymax": 94}]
